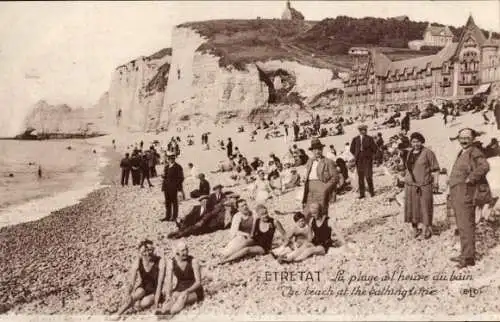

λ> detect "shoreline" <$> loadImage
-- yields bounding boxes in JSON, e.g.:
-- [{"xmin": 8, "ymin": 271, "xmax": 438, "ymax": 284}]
[
  {"xmin": 1, "ymin": 113, "xmax": 500, "ymax": 318},
  {"xmin": 0, "ymin": 143, "xmax": 118, "ymax": 229}
]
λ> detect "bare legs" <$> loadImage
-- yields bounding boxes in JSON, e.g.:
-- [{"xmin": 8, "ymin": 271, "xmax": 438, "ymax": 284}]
[
  {"xmin": 219, "ymin": 246, "xmax": 265, "ymax": 265},
  {"xmin": 157, "ymin": 291, "xmax": 199, "ymax": 315},
  {"xmin": 280, "ymin": 245, "xmax": 325, "ymax": 263},
  {"xmin": 220, "ymin": 235, "xmax": 253, "ymax": 258},
  {"xmin": 111, "ymin": 287, "xmax": 154, "ymax": 320}
]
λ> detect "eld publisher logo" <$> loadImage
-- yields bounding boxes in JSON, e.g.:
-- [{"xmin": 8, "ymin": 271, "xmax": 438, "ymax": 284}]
[{"xmin": 460, "ymin": 287, "xmax": 484, "ymax": 297}]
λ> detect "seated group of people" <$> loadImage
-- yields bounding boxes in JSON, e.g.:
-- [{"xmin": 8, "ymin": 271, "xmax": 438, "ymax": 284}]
[
  {"xmin": 218, "ymin": 200, "xmax": 335, "ymax": 265},
  {"xmin": 112, "ymin": 239, "xmax": 203, "ymax": 320}
]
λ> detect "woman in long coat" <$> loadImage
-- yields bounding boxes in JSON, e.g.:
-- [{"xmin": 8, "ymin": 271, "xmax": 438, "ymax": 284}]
[{"xmin": 404, "ymin": 132, "xmax": 440, "ymax": 239}]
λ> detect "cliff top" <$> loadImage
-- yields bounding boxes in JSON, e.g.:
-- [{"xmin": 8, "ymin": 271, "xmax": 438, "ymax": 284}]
[
  {"xmin": 116, "ymin": 47, "xmax": 172, "ymax": 70},
  {"xmin": 178, "ymin": 16, "xmax": 499, "ymax": 72}
]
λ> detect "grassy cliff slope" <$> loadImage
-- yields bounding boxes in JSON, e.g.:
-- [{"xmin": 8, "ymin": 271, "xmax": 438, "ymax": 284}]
[{"xmin": 179, "ymin": 16, "xmax": 500, "ymax": 72}]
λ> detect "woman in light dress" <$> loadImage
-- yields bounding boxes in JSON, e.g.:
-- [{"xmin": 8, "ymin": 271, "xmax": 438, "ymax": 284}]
[
  {"xmin": 249, "ymin": 169, "xmax": 279, "ymax": 204},
  {"xmin": 220, "ymin": 199, "xmax": 256, "ymax": 262}
]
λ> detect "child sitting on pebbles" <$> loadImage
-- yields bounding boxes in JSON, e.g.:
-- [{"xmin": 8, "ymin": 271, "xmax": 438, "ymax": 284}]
[
  {"xmin": 278, "ymin": 203, "xmax": 334, "ymax": 263},
  {"xmin": 272, "ymin": 212, "xmax": 313, "ymax": 260}
]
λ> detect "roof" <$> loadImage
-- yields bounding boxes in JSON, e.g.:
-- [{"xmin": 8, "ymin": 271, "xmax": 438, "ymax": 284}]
[
  {"xmin": 425, "ymin": 24, "xmax": 453, "ymax": 37},
  {"xmin": 457, "ymin": 15, "xmax": 487, "ymax": 48},
  {"xmin": 290, "ymin": 7, "xmax": 304, "ymax": 20},
  {"xmin": 370, "ymin": 49, "xmax": 392, "ymax": 77},
  {"xmin": 282, "ymin": 1, "xmax": 304, "ymax": 20},
  {"xmin": 482, "ymin": 33, "xmax": 499, "ymax": 48},
  {"xmin": 371, "ymin": 43, "xmax": 458, "ymax": 77}
]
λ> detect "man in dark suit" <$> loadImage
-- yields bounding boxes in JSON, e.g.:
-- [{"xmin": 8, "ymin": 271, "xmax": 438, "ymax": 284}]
[
  {"xmin": 226, "ymin": 138, "xmax": 233, "ymax": 158},
  {"xmin": 161, "ymin": 151, "xmax": 184, "ymax": 222},
  {"xmin": 189, "ymin": 173, "xmax": 210, "ymax": 199},
  {"xmin": 140, "ymin": 152, "xmax": 153, "ymax": 188},
  {"xmin": 129, "ymin": 150, "xmax": 142, "ymax": 186},
  {"xmin": 167, "ymin": 193, "xmax": 238, "ymax": 239},
  {"xmin": 401, "ymin": 112, "xmax": 411, "ymax": 132},
  {"xmin": 350, "ymin": 124, "xmax": 378, "ymax": 199},
  {"xmin": 302, "ymin": 138, "xmax": 339, "ymax": 216},
  {"xmin": 178, "ymin": 195, "xmax": 209, "ymax": 229},
  {"xmin": 449, "ymin": 128, "xmax": 490, "ymax": 268},
  {"xmin": 119, "ymin": 153, "xmax": 131, "ymax": 186},
  {"xmin": 207, "ymin": 184, "xmax": 224, "ymax": 211}
]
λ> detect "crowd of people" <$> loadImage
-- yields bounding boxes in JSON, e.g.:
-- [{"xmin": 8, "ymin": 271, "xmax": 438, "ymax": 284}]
[{"xmin": 112, "ymin": 103, "xmax": 499, "ymax": 319}]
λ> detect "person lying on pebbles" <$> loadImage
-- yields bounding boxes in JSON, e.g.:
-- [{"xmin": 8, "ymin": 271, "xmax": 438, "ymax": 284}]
[
  {"xmin": 218, "ymin": 204, "xmax": 286, "ymax": 265},
  {"xmin": 278, "ymin": 202, "xmax": 334, "ymax": 263},
  {"xmin": 155, "ymin": 240, "xmax": 204, "ymax": 317},
  {"xmin": 110, "ymin": 239, "xmax": 166, "ymax": 320},
  {"xmin": 167, "ymin": 192, "xmax": 239, "ymax": 239}
]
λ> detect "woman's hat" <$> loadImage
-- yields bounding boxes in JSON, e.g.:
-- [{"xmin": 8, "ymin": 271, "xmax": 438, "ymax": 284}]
[
  {"xmin": 308, "ymin": 138, "xmax": 325, "ymax": 150},
  {"xmin": 410, "ymin": 132, "xmax": 426, "ymax": 143}
]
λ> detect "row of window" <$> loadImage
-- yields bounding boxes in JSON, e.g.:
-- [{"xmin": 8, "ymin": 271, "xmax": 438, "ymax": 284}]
[{"xmin": 343, "ymin": 88, "xmax": 451, "ymax": 105}]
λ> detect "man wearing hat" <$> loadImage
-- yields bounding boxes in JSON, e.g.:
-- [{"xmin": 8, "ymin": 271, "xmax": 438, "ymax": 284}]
[
  {"xmin": 207, "ymin": 184, "xmax": 224, "ymax": 211},
  {"xmin": 168, "ymin": 192, "xmax": 239, "ymax": 239},
  {"xmin": 160, "ymin": 151, "xmax": 184, "ymax": 222},
  {"xmin": 449, "ymin": 128, "xmax": 490, "ymax": 268},
  {"xmin": 302, "ymin": 138, "xmax": 339, "ymax": 216},
  {"xmin": 130, "ymin": 149, "xmax": 142, "ymax": 186},
  {"xmin": 177, "ymin": 195, "xmax": 210, "ymax": 230},
  {"xmin": 350, "ymin": 124, "xmax": 378, "ymax": 199}
]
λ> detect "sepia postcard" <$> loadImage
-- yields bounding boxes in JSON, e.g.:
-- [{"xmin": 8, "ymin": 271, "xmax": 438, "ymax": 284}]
[{"xmin": 1, "ymin": 1, "xmax": 500, "ymax": 321}]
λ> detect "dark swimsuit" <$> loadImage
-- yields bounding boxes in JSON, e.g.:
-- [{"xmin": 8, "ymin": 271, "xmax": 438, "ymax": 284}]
[
  {"xmin": 252, "ymin": 217, "xmax": 276, "ymax": 253},
  {"xmin": 138, "ymin": 255, "xmax": 160, "ymax": 295},
  {"xmin": 238, "ymin": 214, "xmax": 254, "ymax": 234},
  {"xmin": 172, "ymin": 256, "xmax": 204, "ymax": 302},
  {"xmin": 311, "ymin": 217, "xmax": 333, "ymax": 252}
]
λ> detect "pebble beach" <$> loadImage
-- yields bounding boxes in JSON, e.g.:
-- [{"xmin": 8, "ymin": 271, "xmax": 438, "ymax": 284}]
[{"xmin": 1, "ymin": 112, "xmax": 500, "ymax": 321}]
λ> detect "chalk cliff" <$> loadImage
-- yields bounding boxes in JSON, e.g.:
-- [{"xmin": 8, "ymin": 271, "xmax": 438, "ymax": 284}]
[
  {"xmin": 23, "ymin": 100, "xmax": 104, "ymax": 135},
  {"xmin": 106, "ymin": 48, "xmax": 172, "ymax": 132},
  {"xmin": 104, "ymin": 25, "xmax": 344, "ymax": 132},
  {"xmin": 21, "ymin": 21, "xmax": 348, "ymax": 135}
]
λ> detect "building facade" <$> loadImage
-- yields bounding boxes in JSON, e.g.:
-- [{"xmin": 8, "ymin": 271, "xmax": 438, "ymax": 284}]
[
  {"xmin": 423, "ymin": 23, "xmax": 454, "ymax": 48},
  {"xmin": 281, "ymin": 0, "xmax": 305, "ymax": 21},
  {"xmin": 343, "ymin": 15, "xmax": 500, "ymax": 115}
]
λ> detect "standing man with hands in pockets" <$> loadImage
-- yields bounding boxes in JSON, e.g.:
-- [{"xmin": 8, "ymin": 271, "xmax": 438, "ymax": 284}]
[
  {"xmin": 449, "ymin": 128, "xmax": 490, "ymax": 269},
  {"xmin": 350, "ymin": 124, "xmax": 378, "ymax": 199},
  {"xmin": 302, "ymin": 138, "xmax": 339, "ymax": 216}
]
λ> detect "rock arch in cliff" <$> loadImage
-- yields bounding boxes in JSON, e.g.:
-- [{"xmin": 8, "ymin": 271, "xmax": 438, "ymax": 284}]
[{"xmin": 255, "ymin": 64, "xmax": 303, "ymax": 107}]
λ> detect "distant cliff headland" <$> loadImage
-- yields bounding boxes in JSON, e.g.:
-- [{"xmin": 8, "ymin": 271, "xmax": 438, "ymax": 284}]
[{"xmin": 19, "ymin": 15, "xmax": 499, "ymax": 137}]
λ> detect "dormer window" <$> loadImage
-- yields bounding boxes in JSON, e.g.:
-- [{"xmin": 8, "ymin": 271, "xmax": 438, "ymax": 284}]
[
  {"xmin": 426, "ymin": 63, "xmax": 432, "ymax": 76},
  {"xmin": 442, "ymin": 62, "xmax": 449, "ymax": 74}
]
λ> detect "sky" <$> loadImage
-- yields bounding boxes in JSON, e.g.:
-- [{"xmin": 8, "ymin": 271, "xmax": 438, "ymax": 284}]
[{"xmin": 0, "ymin": 1, "xmax": 499, "ymax": 136}]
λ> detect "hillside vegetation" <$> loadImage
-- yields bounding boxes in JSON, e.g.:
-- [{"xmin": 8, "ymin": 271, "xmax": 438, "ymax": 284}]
[{"xmin": 179, "ymin": 16, "xmax": 500, "ymax": 71}]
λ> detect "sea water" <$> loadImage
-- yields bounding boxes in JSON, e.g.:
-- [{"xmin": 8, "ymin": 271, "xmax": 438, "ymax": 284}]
[{"xmin": 0, "ymin": 139, "xmax": 109, "ymax": 228}]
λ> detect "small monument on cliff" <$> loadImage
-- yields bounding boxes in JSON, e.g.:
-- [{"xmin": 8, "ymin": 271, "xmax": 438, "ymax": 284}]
[{"xmin": 281, "ymin": 0, "xmax": 305, "ymax": 21}]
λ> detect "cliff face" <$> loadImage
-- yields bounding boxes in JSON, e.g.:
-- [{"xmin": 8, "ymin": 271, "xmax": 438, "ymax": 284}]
[
  {"xmin": 98, "ymin": 26, "xmax": 343, "ymax": 132},
  {"xmin": 106, "ymin": 49, "xmax": 172, "ymax": 132},
  {"xmin": 24, "ymin": 101, "xmax": 104, "ymax": 135},
  {"xmin": 21, "ymin": 22, "xmax": 346, "ymax": 136},
  {"xmin": 159, "ymin": 27, "xmax": 343, "ymax": 129}
]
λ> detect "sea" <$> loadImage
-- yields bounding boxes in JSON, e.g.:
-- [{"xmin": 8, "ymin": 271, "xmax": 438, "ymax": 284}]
[{"xmin": 0, "ymin": 139, "xmax": 109, "ymax": 228}]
